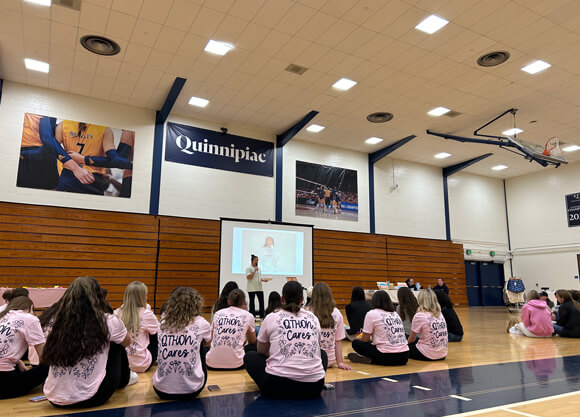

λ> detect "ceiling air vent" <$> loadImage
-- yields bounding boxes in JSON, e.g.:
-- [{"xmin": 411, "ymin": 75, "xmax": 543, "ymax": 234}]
[
  {"xmin": 443, "ymin": 110, "xmax": 462, "ymax": 118},
  {"xmin": 53, "ymin": 0, "xmax": 81, "ymax": 11},
  {"xmin": 80, "ymin": 35, "xmax": 121, "ymax": 56},
  {"xmin": 367, "ymin": 112, "xmax": 394, "ymax": 123},
  {"xmin": 285, "ymin": 64, "xmax": 308, "ymax": 75},
  {"xmin": 477, "ymin": 51, "xmax": 510, "ymax": 67}
]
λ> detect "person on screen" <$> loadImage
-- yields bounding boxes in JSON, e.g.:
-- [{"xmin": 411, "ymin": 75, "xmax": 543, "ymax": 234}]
[
  {"xmin": 259, "ymin": 236, "xmax": 280, "ymax": 273},
  {"xmin": 246, "ymin": 255, "xmax": 266, "ymax": 318}
]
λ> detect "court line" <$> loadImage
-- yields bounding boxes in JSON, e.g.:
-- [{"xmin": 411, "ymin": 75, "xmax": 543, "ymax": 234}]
[
  {"xmin": 381, "ymin": 377, "xmax": 398, "ymax": 382},
  {"xmin": 500, "ymin": 409, "xmax": 539, "ymax": 417},
  {"xmin": 412, "ymin": 385, "xmax": 432, "ymax": 391},
  {"xmin": 449, "ymin": 394, "xmax": 472, "ymax": 401}
]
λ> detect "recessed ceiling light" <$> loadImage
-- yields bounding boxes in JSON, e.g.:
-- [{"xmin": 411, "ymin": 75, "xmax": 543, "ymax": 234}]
[
  {"xmin": 24, "ymin": 58, "xmax": 49, "ymax": 73},
  {"xmin": 492, "ymin": 165, "xmax": 508, "ymax": 171},
  {"xmin": 562, "ymin": 144, "xmax": 580, "ymax": 152},
  {"xmin": 521, "ymin": 60, "xmax": 551, "ymax": 74},
  {"xmin": 306, "ymin": 124, "xmax": 325, "ymax": 133},
  {"xmin": 332, "ymin": 78, "xmax": 357, "ymax": 91},
  {"xmin": 24, "ymin": 0, "xmax": 51, "ymax": 6},
  {"xmin": 188, "ymin": 96, "xmax": 209, "ymax": 107},
  {"xmin": 434, "ymin": 152, "xmax": 452, "ymax": 159},
  {"xmin": 365, "ymin": 137, "xmax": 383, "ymax": 145},
  {"xmin": 428, "ymin": 107, "xmax": 451, "ymax": 116},
  {"xmin": 204, "ymin": 40, "xmax": 234, "ymax": 56},
  {"xmin": 502, "ymin": 128, "xmax": 523, "ymax": 136},
  {"xmin": 415, "ymin": 15, "xmax": 449, "ymax": 34}
]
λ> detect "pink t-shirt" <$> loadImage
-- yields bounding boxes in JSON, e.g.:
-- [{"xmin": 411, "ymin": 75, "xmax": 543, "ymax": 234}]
[
  {"xmin": 363, "ymin": 309, "xmax": 409, "ymax": 354},
  {"xmin": 44, "ymin": 314, "xmax": 127, "ymax": 405},
  {"xmin": 153, "ymin": 316, "xmax": 211, "ymax": 394},
  {"xmin": 29, "ymin": 316, "xmax": 54, "ymax": 366},
  {"xmin": 114, "ymin": 307, "xmax": 160, "ymax": 372},
  {"xmin": 0, "ymin": 310, "xmax": 45, "ymax": 371},
  {"xmin": 258, "ymin": 308, "xmax": 325, "ymax": 383},
  {"xmin": 411, "ymin": 312, "xmax": 448, "ymax": 360},
  {"xmin": 319, "ymin": 308, "xmax": 346, "ymax": 366},
  {"xmin": 206, "ymin": 306, "xmax": 255, "ymax": 369}
]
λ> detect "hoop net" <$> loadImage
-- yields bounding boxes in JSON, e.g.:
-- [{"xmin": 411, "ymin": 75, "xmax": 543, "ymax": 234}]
[{"xmin": 543, "ymin": 136, "xmax": 561, "ymax": 156}]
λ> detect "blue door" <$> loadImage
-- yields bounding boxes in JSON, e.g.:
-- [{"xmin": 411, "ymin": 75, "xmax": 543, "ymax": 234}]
[
  {"xmin": 465, "ymin": 261, "xmax": 482, "ymax": 306},
  {"xmin": 481, "ymin": 262, "xmax": 505, "ymax": 306}
]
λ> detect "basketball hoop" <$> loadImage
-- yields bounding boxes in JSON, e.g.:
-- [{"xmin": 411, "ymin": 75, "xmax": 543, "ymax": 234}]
[{"xmin": 543, "ymin": 136, "xmax": 561, "ymax": 156}]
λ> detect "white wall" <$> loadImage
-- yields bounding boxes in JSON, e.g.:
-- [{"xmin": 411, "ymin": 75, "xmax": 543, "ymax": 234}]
[
  {"xmin": 507, "ymin": 162, "xmax": 580, "ymax": 291},
  {"xmin": 283, "ymin": 139, "xmax": 370, "ymax": 233},
  {"xmin": 158, "ymin": 115, "xmax": 275, "ymax": 221},
  {"xmin": 374, "ymin": 158, "xmax": 446, "ymax": 239},
  {"xmin": 0, "ymin": 81, "xmax": 154, "ymax": 213}
]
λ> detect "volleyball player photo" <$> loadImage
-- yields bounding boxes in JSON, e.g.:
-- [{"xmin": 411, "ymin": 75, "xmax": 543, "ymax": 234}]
[
  {"xmin": 16, "ymin": 113, "xmax": 135, "ymax": 198},
  {"xmin": 295, "ymin": 160, "xmax": 358, "ymax": 221}
]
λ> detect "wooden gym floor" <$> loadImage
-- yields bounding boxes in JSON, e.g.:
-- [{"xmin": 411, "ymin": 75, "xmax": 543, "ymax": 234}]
[{"xmin": 5, "ymin": 307, "xmax": 580, "ymax": 417}]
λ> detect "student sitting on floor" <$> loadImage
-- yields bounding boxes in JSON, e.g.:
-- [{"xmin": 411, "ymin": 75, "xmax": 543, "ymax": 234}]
[
  {"xmin": 211, "ymin": 281, "xmax": 239, "ymax": 318},
  {"xmin": 348, "ymin": 290, "xmax": 409, "ymax": 366},
  {"xmin": 244, "ymin": 280, "xmax": 327, "ymax": 400},
  {"xmin": 509, "ymin": 290, "xmax": 553, "ymax": 338},
  {"xmin": 0, "ymin": 287, "xmax": 30, "ymax": 313},
  {"xmin": 396, "ymin": 287, "xmax": 419, "ymax": 337},
  {"xmin": 552, "ymin": 289, "xmax": 580, "ymax": 338},
  {"xmin": 206, "ymin": 289, "xmax": 256, "ymax": 370},
  {"xmin": 115, "ymin": 282, "xmax": 160, "ymax": 374},
  {"xmin": 264, "ymin": 291, "xmax": 282, "ymax": 317},
  {"xmin": 0, "ymin": 295, "xmax": 48, "ymax": 399},
  {"xmin": 435, "ymin": 291, "xmax": 464, "ymax": 342},
  {"xmin": 43, "ymin": 276, "xmax": 132, "ymax": 408},
  {"xmin": 153, "ymin": 287, "xmax": 211, "ymax": 400},
  {"xmin": 308, "ymin": 282, "xmax": 351, "ymax": 370},
  {"xmin": 344, "ymin": 286, "xmax": 371, "ymax": 341},
  {"xmin": 408, "ymin": 289, "xmax": 448, "ymax": 361}
]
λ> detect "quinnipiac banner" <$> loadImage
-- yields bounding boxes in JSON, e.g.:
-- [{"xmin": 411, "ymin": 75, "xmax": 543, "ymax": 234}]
[{"xmin": 165, "ymin": 122, "xmax": 274, "ymax": 177}]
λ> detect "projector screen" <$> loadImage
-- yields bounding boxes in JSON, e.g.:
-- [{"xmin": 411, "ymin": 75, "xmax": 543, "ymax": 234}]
[{"xmin": 219, "ymin": 219, "xmax": 313, "ymax": 298}]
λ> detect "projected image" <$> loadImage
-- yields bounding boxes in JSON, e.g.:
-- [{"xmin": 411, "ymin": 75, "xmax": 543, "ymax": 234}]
[
  {"xmin": 232, "ymin": 228, "xmax": 303, "ymax": 275},
  {"xmin": 295, "ymin": 160, "xmax": 358, "ymax": 222}
]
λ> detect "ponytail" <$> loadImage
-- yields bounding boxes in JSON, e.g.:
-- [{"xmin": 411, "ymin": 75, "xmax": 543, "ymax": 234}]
[
  {"xmin": 0, "ymin": 296, "xmax": 33, "ymax": 320},
  {"xmin": 228, "ymin": 289, "xmax": 246, "ymax": 308},
  {"xmin": 281, "ymin": 281, "xmax": 303, "ymax": 314}
]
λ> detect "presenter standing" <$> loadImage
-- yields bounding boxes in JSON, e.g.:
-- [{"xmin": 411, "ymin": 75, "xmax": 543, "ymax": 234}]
[{"xmin": 246, "ymin": 255, "xmax": 265, "ymax": 318}]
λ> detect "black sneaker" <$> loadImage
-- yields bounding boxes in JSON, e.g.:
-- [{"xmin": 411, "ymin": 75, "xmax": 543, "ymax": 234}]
[{"xmin": 347, "ymin": 353, "xmax": 372, "ymax": 364}]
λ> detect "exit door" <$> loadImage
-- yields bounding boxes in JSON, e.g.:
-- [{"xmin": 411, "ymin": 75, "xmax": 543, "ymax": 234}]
[{"xmin": 465, "ymin": 261, "xmax": 505, "ymax": 306}]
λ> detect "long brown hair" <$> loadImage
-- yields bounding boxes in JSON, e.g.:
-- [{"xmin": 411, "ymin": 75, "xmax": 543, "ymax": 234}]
[
  {"xmin": 2, "ymin": 288, "xmax": 29, "ymax": 303},
  {"xmin": 0, "ymin": 296, "xmax": 33, "ymax": 320},
  {"xmin": 161, "ymin": 287, "xmax": 203, "ymax": 333},
  {"xmin": 42, "ymin": 276, "xmax": 110, "ymax": 367},
  {"xmin": 281, "ymin": 281, "xmax": 303, "ymax": 314},
  {"xmin": 310, "ymin": 282, "xmax": 335, "ymax": 328},
  {"xmin": 397, "ymin": 287, "xmax": 418, "ymax": 321},
  {"xmin": 555, "ymin": 289, "xmax": 580, "ymax": 312}
]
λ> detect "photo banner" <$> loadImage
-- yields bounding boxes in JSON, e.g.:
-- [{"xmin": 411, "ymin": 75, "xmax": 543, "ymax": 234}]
[
  {"xmin": 295, "ymin": 160, "xmax": 358, "ymax": 222},
  {"xmin": 165, "ymin": 122, "xmax": 274, "ymax": 177},
  {"xmin": 566, "ymin": 192, "xmax": 580, "ymax": 227},
  {"xmin": 17, "ymin": 113, "xmax": 134, "ymax": 198}
]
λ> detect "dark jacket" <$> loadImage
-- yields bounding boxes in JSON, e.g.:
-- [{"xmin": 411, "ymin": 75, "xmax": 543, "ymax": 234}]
[
  {"xmin": 434, "ymin": 284, "xmax": 449, "ymax": 295},
  {"xmin": 345, "ymin": 300, "xmax": 371, "ymax": 335},
  {"xmin": 442, "ymin": 307, "xmax": 463, "ymax": 336},
  {"xmin": 557, "ymin": 300, "xmax": 580, "ymax": 338}
]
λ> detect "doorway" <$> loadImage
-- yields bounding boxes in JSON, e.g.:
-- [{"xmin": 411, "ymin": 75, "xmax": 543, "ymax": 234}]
[{"xmin": 465, "ymin": 261, "xmax": 505, "ymax": 306}]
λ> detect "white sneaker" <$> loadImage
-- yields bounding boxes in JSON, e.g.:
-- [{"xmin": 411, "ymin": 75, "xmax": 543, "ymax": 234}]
[{"xmin": 128, "ymin": 371, "xmax": 139, "ymax": 386}]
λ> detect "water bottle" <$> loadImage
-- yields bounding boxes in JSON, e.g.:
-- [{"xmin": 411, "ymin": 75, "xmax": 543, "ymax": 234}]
[{"xmin": 415, "ymin": 283, "xmax": 420, "ymax": 291}]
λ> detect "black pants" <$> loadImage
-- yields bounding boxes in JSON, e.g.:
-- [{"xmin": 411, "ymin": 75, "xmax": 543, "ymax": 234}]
[
  {"xmin": 352, "ymin": 340, "xmax": 409, "ymax": 366},
  {"xmin": 243, "ymin": 350, "xmax": 328, "ymax": 400},
  {"xmin": 248, "ymin": 291, "xmax": 264, "ymax": 318},
  {"xmin": 145, "ymin": 333, "xmax": 158, "ymax": 372},
  {"xmin": 52, "ymin": 343, "xmax": 130, "ymax": 408},
  {"xmin": 408, "ymin": 342, "xmax": 446, "ymax": 361},
  {"xmin": 0, "ymin": 363, "xmax": 49, "ymax": 399},
  {"xmin": 154, "ymin": 344, "xmax": 208, "ymax": 400}
]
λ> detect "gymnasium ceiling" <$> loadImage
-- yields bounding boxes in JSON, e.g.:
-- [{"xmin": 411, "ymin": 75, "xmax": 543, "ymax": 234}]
[{"xmin": 1, "ymin": 0, "xmax": 580, "ymax": 178}]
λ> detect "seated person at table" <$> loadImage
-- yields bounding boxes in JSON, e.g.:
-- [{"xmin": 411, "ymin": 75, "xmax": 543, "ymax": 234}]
[
  {"xmin": 435, "ymin": 291, "xmax": 464, "ymax": 342},
  {"xmin": 345, "ymin": 286, "xmax": 371, "ymax": 341},
  {"xmin": 348, "ymin": 290, "xmax": 409, "ymax": 366},
  {"xmin": 433, "ymin": 278, "xmax": 449, "ymax": 295},
  {"xmin": 408, "ymin": 289, "xmax": 447, "ymax": 361},
  {"xmin": 406, "ymin": 278, "xmax": 422, "ymax": 290}
]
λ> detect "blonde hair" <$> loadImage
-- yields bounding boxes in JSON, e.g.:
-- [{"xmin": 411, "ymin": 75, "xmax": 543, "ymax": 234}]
[
  {"xmin": 118, "ymin": 281, "xmax": 148, "ymax": 337},
  {"xmin": 526, "ymin": 290, "xmax": 540, "ymax": 301},
  {"xmin": 309, "ymin": 282, "xmax": 335, "ymax": 329},
  {"xmin": 417, "ymin": 289, "xmax": 441, "ymax": 317},
  {"xmin": 161, "ymin": 287, "xmax": 203, "ymax": 333}
]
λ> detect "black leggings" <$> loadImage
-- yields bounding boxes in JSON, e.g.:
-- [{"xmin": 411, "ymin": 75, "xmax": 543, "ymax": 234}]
[
  {"xmin": 352, "ymin": 340, "xmax": 409, "ymax": 366},
  {"xmin": 408, "ymin": 342, "xmax": 446, "ymax": 361},
  {"xmin": 154, "ymin": 344, "xmax": 208, "ymax": 400},
  {"xmin": 51, "ymin": 343, "xmax": 130, "ymax": 408},
  {"xmin": 0, "ymin": 363, "xmax": 49, "ymax": 399},
  {"xmin": 248, "ymin": 291, "xmax": 265, "ymax": 318},
  {"xmin": 243, "ymin": 350, "xmax": 328, "ymax": 400},
  {"xmin": 145, "ymin": 333, "xmax": 158, "ymax": 372}
]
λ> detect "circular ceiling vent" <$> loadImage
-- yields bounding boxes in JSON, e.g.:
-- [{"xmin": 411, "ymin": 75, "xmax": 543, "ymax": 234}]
[
  {"xmin": 367, "ymin": 112, "xmax": 394, "ymax": 123},
  {"xmin": 80, "ymin": 35, "xmax": 121, "ymax": 56},
  {"xmin": 477, "ymin": 51, "xmax": 510, "ymax": 67}
]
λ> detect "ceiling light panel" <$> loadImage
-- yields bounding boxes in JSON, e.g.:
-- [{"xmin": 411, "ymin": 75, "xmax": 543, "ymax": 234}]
[
  {"xmin": 428, "ymin": 107, "xmax": 451, "ymax": 116},
  {"xmin": 415, "ymin": 15, "xmax": 449, "ymax": 34},
  {"xmin": 188, "ymin": 96, "xmax": 209, "ymax": 107},
  {"xmin": 24, "ymin": 58, "xmax": 49, "ymax": 73},
  {"xmin": 365, "ymin": 137, "xmax": 383, "ymax": 145},
  {"xmin": 306, "ymin": 124, "xmax": 325, "ymax": 133},
  {"xmin": 332, "ymin": 78, "xmax": 357, "ymax": 91},
  {"xmin": 204, "ymin": 40, "xmax": 234, "ymax": 56},
  {"xmin": 521, "ymin": 60, "xmax": 551, "ymax": 74}
]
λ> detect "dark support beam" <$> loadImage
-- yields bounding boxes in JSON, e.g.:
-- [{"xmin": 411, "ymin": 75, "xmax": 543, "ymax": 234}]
[
  {"xmin": 443, "ymin": 175, "xmax": 450, "ymax": 241},
  {"xmin": 503, "ymin": 179, "xmax": 513, "ymax": 277},
  {"xmin": 149, "ymin": 77, "xmax": 186, "ymax": 215},
  {"xmin": 442, "ymin": 153, "xmax": 493, "ymax": 177},
  {"xmin": 0, "ymin": 78, "xmax": 3, "ymax": 106},
  {"xmin": 369, "ymin": 135, "xmax": 416, "ymax": 164},
  {"xmin": 368, "ymin": 135, "xmax": 416, "ymax": 233},
  {"xmin": 276, "ymin": 110, "xmax": 318, "ymax": 147}
]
